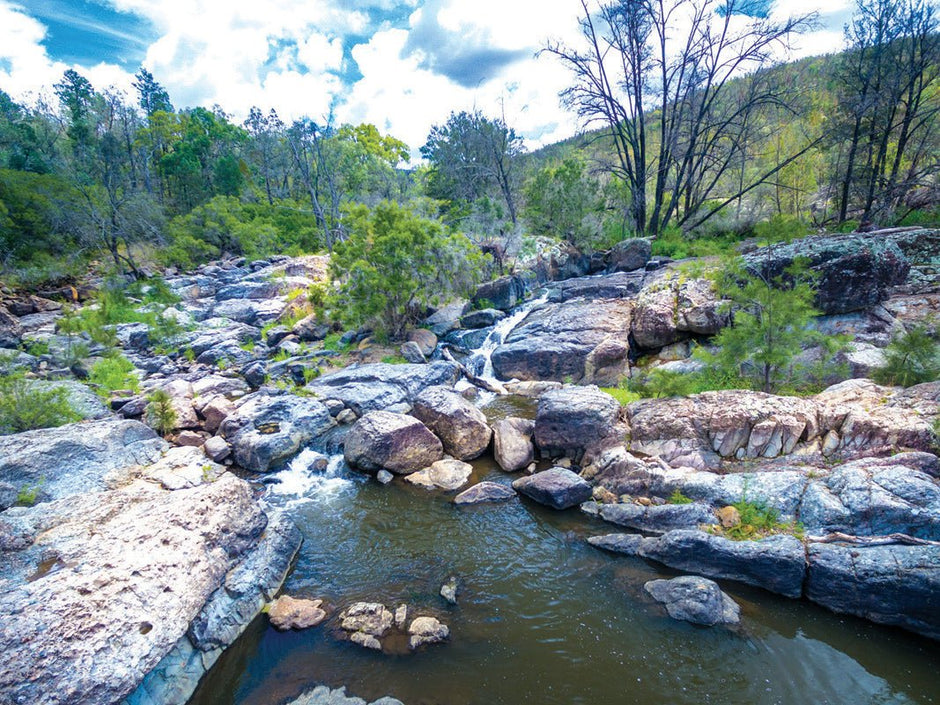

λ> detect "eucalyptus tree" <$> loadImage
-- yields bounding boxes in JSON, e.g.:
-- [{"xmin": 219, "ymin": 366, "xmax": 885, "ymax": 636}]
[{"xmin": 545, "ymin": 0, "xmax": 816, "ymax": 236}]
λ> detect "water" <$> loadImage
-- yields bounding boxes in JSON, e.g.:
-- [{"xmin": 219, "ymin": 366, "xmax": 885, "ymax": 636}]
[{"xmin": 188, "ymin": 402, "xmax": 939, "ymax": 705}]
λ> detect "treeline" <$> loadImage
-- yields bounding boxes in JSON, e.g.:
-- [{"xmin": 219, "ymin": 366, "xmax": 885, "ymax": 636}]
[{"xmin": 0, "ymin": 0, "xmax": 938, "ymax": 289}]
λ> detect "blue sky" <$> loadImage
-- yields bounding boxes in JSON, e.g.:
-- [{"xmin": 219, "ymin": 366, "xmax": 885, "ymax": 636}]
[{"xmin": 1, "ymin": 0, "xmax": 853, "ymax": 152}]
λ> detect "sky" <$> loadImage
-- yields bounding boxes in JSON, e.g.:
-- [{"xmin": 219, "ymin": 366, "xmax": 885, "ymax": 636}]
[{"xmin": 0, "ymin": 0, "xmax": 854, "ymax": 154}]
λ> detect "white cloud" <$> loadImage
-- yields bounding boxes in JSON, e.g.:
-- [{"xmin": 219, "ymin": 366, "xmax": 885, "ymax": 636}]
[{"xmin": 0, "ymin": 1, "xmax": 68, "ymax": 99}]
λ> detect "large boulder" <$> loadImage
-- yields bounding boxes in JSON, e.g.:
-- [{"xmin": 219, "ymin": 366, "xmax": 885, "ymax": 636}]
[
  {"xmin": 307, "ymin": 362, "xmax": 460, "ymax": 415},
  {"xmin": 546, "ymin": 271, "xmax": 645, "ymax": 304},
  {"xmin": 0, "ymin": 418, "xmax": 166, "ymax": 505},
  {"xmin": 512, "ymin": 467, "xmax": 593, "ymax": 510},
  {"xmin": 591, "ymin": 529, "xmax": 806, "ymax": 598},
  {"xmin": 0, "ymin": 474, "xmax": 301, "ymax": 705},
  {"xmin": 219, "ymin": 392, "xmax": 337, "ymax": 472},
  {"xmin": 743, "ymin": 232, "xmax": 910, "ymax": 314},
  {"xmin": 644, "ymin": 576, "xmax": 740, "ymax": 626},
  {"xmin": 535, "ymin": 387, "xmax": 622, "ymax": 461},
  {"xmin": 411, "ymin": 386, "xmax": 492, "ymax": 460},
  {"xmin": 491, "ymin": 299, "xmax": 632, "ymax": 384},
  {"xmin": 632, "ymin": 275, "xmax": 727, "ymax": 350},
  {"xmin": 344, "ymin": 411, "xmax": 443, "ymax": 474},
  {"xmin": 805, "ymin": 542, "xmax": 940, "ymax": 641},
  {"xmin": 472, "ymin": 274, "xmax": 526, "ymax": 311},
  {"xmin": 492, "ymin": 417, "xmax": 536, "ymax": 472},
  {"xmin": 608, "ymin": 238, "xmax": 652, "ymax": 272}
]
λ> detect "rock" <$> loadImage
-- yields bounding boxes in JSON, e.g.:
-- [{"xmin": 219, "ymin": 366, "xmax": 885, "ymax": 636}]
[
  {"xmin": 287, "ymin": 686, "xmax": 404, "ymax": 705},
  {"xmin": 592, "ymin": 486, "xmax": 619, "ymax": 504},
  {"xmin": 608, "ymin": 238, "xmax": 652, "ymax": 272},
  {"xmin": 534, "ymin": 387, "xmax": 621, "ymax": 461},
  {"xmin": 628, "ymin": 529, "xmax": 807, "ymax": 598},
  {"xmin": 440, "ymin": 576, "xmax": 458, "ymax": 604},
  {"xmin": 598, "ymin": 502, "xmax": 718, "ymax": 534},
  {"xmin": 292, "ymin": 314, "xmax": 331, "ymax": 342},
  {"xmin": 411, "ymin": 385, "xmax": 492, "ymax": 460},
  {"xmin": 0, "ymin": 474, "xmax": 300, "ymax": 705},
  {"xmin": 545, "ymin": 271, "xmax": 645, "ymax": 303},
  {"xmin": 717, "ymin": 506, "xmax": 741, "ymax": 528},
  {"xmin": 192, "ymin": 374, "xmax": 250, "ymax": 401},
  {"xmin": 340, "ymin": 602, "xmax": 394, "ymax": 642},
  {"xmin": 406, "ymin": 328, "xmax": 438, "ymax": 356},
  {"xmin": 28, "ymin": 380, "xmax": 110, "ymax": 420},
  {"xmin": 240, "ymin": 360, "xmax": 268, "ymax": 388},
  {"xmin": 491, "ymin": 298, "xmax": 633, "ymax": 384},
  {"xmin": 836, "ymin": 341, "xmax": 888, "ymax": 378},
  {"xmin": 423, "ymin": 300, "xmax": 468, "ymax": 336},
  {"xmin": 200, "ymin": 396, "xmax": 237, "ymax": 434},
  {"xmin": 344, "ymin": 411, "xmax": 443, "ymax": 474},
  {"xmin": 264, "ymin": 325, "xmax": 292, "ymax": 346},
  {"xmin": 743, "ymin": 232, "xmax": 910, "ymax": 314},
  {"xmin": 394, "ymin": 604, "xmax": 408, "ymax": 628},
  {"xmin": 492, "ymin": 417, "xmax": 536, "ymax": 472},
  {"xmin": 0, "ymin": 418, "xmax": 166, "ymax": 505},
  {"xmin": 587, "ymin": 533, "xmax": 646, "ymax": 554},
  {"xmin": 150, "ymin": 378, "xmax": 200, "ymax": 430},
  {"xmin": 185, "ymin": 320, "xmax": 261, "ymax": 357},
  {"xmin": 400, "ymin": 341, "xmax": 426, "ymax": 364},
  {"xmin": 405, "ymin": 459, "xmax": 473, "ymax": 491},
  {"xmin": 203, "ymin": 436, "xmax": 231, "ymax": 462},
  {"xmin": 805, "ymin": 542, "xmax": 940, "ymax": 641},
  {"xmin": 460, "ymin": 308, "xmax": 507, "ymax": 329},
  {"xmin": 644, "ymin": 576, "xmax": 740, "ymax": 626},
  {"xmin": 454, "ymin": 482, "xmax": 517, "ymax": 505},
  {"xmin": 307, "ymin": 362, "xmax": 460, "ymax": 415},
  {"xmin": 376, "ymin": 470, "xmax": 394, "ymax": 485},
  {"xmin": 268, "ymin": 596, "xmax": 328, "ymax": 631},
  {"xmin": 408, "ymin": 616, "xmax": 449, "ymax": 649},
  {"xmin": 176, "ymin": 430, "xmax": 206, "ymax": 447},
  {"xmin": 512, "ymin": 468, "xmax": 593, "ymax": 510},
  {"xmin": 219, "ymin": 392, "xmax": 337, "ymax": 472},
  {"xmin": 472, "ymin": 274, "xmax": 526, "ymax": 311},
  {"xmin": 350, "ymin": 632, "xmax": 382, "ymax": 651}
]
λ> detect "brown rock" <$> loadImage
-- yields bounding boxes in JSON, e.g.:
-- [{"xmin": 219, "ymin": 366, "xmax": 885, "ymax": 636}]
[
  {"xmin": 269, "ymin": 595, "xmax": 328, "ymax": 630},
  {"xmin": 492, "ymin": 417, "xmax": 535, "ymax": 472},
  {"xmin": 411, "ymin": 386, "xmax": 492, "ymax": 460},
  {"xmin": 717, "ymin": 506, "xmax": 741, "ymax": 528},
  {"xmin": 344, "ymin": 411, "xmax": 444, "ymax": 474}
]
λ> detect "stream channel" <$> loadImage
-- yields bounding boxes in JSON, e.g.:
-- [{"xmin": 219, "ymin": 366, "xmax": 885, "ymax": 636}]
[{"xmin": 188, "ymin": 303, "xmax": 938, "ymax": 705}]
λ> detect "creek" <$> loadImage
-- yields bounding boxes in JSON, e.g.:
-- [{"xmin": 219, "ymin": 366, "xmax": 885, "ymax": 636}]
[{"xmin": 186, "ymin": 395, "xmax": 938, "ymax": 705}]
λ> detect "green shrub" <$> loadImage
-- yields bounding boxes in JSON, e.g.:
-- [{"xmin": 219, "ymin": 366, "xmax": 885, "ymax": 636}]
[
  {"xmin": 88, "ymin": 354, "xmax": 139, "ymax": 397},
  {"xmin": 873, "ymin": 325, "xmax": 939, "ymax": 387},
  {"xmin": 753, "ymin": 215, "xmax": 812, "ymax": 245},
  {"xmin": 668, "ymin": 489, "xmax": 693, "ymax": 505},
  {"xmin": 16, "ymin": 483, "xmax": 41, "ymax": 506},
  {"xmin": 145, "ymin": 389, "xmax": 177, "ymax": 435},
  {"xmin": 650, "ymin": 226, "xmax": 741, "ymax": 259},
  {"xmin": 598, "ymin": 385, "xmax": 642, "ymax": 406},
  {"xmin": 0, "ymin": 374, "xmax": 82, "ymax": 434}
]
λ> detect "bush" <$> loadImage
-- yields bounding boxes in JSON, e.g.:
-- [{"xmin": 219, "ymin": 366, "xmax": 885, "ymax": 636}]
[
  {"xmin": 753, "ymin": 215, "xmax": 812, "ymax": 245},
  {"xmin": 330, "ymin": 201, "xmax": 484, "ymax": 340},
  {"xmin": 145, "ymin": 389, "xmax": 177, "ymax": 435},
  {"xmin": 0, "ymin": 374, "xmax": 82, "ymax": 434},
  {"xmin": 873, "ymin": 325, "xmax": 940, "ymax": 387},
  {"xmin": 650, "ymin": 226, "xmax": 741, "ymax": 259},
  {"xmin": 88, "ymin": 353, "xmax": 139, "ymax": 397}
]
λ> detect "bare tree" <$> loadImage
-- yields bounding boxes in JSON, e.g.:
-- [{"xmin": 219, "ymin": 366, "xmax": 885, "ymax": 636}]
[{"xmin": 544, "ymin": 0, "xmax": 816, "ymax": 236}]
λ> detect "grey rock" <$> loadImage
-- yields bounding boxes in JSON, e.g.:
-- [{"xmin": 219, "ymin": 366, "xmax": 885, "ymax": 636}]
[
  {"xmin": 404, "ymin": 459, "xmax": 473, "ymax": 491},
  {"xmin": 268, "ymin": 595, "xmax": 328, "ymax": 631},
  {"xmin": 440, "ymin": 576, "xmax": 458, "ymax": 604},
  {"xmin": 203, "ymin": 436, "xmax": 231, "ymax": 462},
  {"xmin": 608, "ymin": 238, "xmax": 652, "ymax": 272},
  {"xmin": 454, "ymin": 482, "xmax": 517, "ymax": 505},
  {"xmin": 534, "ymin": 387, "xmax": 621, "ymax": 461},
  {"xmin": 376, "ymin": 470, "xmax": 394, "ymax": 485},
  {"xmin": 400, "ymin": 341, "xmax": 426, "ymax": 364},
  {"xmin": 424, "ymin": 300, "xmax": 468, "ymax": 336},
  {"xmin": 219, "ymin": 392, "xmax": 336, "ymax": 472},
  {"xmin": 307, "ymin": 362, "xmax": 460, "ymax": 415},
  {"xmin": 215, "ymin": 280, "xmax": 282, "ymax": 301},
  {"xmin": 411, "ymin": 386, "xmax": 492, "ymax": 460},
  {"xmin": 546, "ymin": 271, "xmax": 645, "ymax": 303},
  {"xmin": 344, "ymin": 411, "xmax": 443, "ymax": 474},
  {"xmin": 0, "ymin": 304, "xmax": 23, "ymax": 348},
  {"xmin": 491, "ymin": 299, "xmax": 632, "ymax": 385},
  {"xmin": 644, "ymin": 576, "xmax": 740, "ymax": 626},
  {"xmin": 406, "ymin": 328, "xmax": 438, "ymax": 357},
  {"xmin": 29, "ymin": 380, "xmax": 110, "ymax": 420},
  {"xmin": 341, "ymin": 602, "xmax": 394, "ymax": 639},
  {"xmin": 0, "ymin": 418, "xmax": 166, "ymax": 504},
  {"xmin": 586, "ymin": 533, "xmax": 646, "ymax": 554},
  {"xmin": 492, "ymin": 417, "xmax": 535, "ymax": 472},
  {"xmin": 598, "ymin": 502, "xmax": 718, "ymax": 534},
  {"xmin": 806, "ymin": 542, "xmax": 940, "ymax": 641},
  {"xmin": 408, "ymin": 616, "xmax": 449, "ymax": 649},
  {"xmin": 472, "ymin": 275, "xmax": 526, "ymax": 311},
  {"xmin": 460, "ymin": 308, "xmax": 506, "ymax": 329},
  {"xmin": 512, "ymin": 468, "xmax": 593, "ymax": 510}
]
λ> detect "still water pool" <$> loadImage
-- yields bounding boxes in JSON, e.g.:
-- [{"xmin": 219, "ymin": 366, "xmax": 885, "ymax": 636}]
[{"xmin": 188, "ymin": 405, "xmax": 937, "ymax": 705}]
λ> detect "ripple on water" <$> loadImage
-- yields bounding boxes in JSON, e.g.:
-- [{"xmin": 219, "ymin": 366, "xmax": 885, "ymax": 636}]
[{"xmin": 263, "ymin": 450, "xmax": 359, "ymax": 509}]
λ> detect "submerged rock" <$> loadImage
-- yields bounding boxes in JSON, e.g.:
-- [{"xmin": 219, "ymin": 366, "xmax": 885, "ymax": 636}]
[
  {"xmin": 344, "ymin": 411, "xmax": 443, "ymax": 474},
  {"xmin": 404, "ymin": 459, "xmax": 473, "ymax": 491},
  {"xmin": 440, "ymin": 576, "xmax": 459, "ymax": 604},
  {"xmin": 340, "ymin": 602, "xmax": 394, "ymax": 650},
  {"xmin": 512, "ymin": 468, "xmax": 593, "ymax": 510},
  {"xmin": 454, "ymin": 482, "xmax": 517, "ymax": 505},
  {"xmin": 644, "ymin": 576, "xmax": 741, "ymax": 626},
  {"xmin": 408, "ymin": 616, "xmax": 449, "ymax": 649},
  {"xmin": 269, "ymin": 596, "xmax": 328, "ymax": 631}
]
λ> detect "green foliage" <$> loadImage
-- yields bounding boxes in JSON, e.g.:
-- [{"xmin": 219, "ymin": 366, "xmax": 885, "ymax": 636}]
[
  {"xmin": 753, "ymin": 215, "xmax": 812, "ymax": 245},
  {"xmin": 523, "ymin": 158, "xmax": 603, "ymax": 247},
  {"xmin": 873, "ymin": 324, "xmax": 940, "ymax": 387},
  {"xmin": 706, "ymin": 260, "xmax": 829, "ymax": 393},
  {"xmin": 626, "ymin": 366, "xmax": 739, "ymax": 398},
  {"xmin": 145, "ymin": 389, "xmax": 177, "ymax": 435},
  {"xmin": 711, "ymin": 479, "xmax": 804, "ymax": 541},
  {"xmin": 650, "ymin": 227, "xmax": 741, "ymax": 259},
  {"xmin": 380, "ymin": 355, "xmax": 409, "ymax": 365},
  {"xmin": 321, "ymin": 333, "xmax": 350, "ymax": 353},
  {"xmin": 88, "ymin": 353, "xmax": 139, "ymax": 397},
  {"xmin": 16, "ymin": 483, "xmax": 40, "ymax": 506},
  {"xmin": 668, "ymin": 489, "xmax": 693, "ymax": 505},
  {"xmin": 0, "ymin": 374, "xmax": 82, "ymax": 435},
  {"xmin": 598, "ymin": 385, "xmax": 642, "ymax": 406},
  {"xmin": 330, "ymin": 201, "xmax": 484, "ymax": 340}
]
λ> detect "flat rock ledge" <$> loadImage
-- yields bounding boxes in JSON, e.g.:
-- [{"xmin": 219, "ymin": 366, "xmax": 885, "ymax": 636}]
[{"xmin": 589, "ymin": 530, "xmax": 940, "ymax": 640}]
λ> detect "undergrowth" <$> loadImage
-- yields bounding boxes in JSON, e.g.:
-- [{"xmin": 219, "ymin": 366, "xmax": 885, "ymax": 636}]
[{"xmin": 0, "ymin": 374, "xmax": 82, "ymax": 434}]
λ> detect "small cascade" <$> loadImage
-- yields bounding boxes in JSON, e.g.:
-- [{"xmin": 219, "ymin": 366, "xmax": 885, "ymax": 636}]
[
  {"xmin": 461, "ymin": 293, "xmax": 547, "ymax": 399},
  {"xmin": 265, "ymin": 449, "xmax": 355, "ymax": 506}
]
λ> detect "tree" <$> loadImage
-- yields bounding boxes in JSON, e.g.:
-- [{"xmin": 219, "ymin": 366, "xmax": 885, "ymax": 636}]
[
  {"xmin": 706, "ymin": 261, "xmax": 829, "ymax": 392},
  {"xmin": 133, "ymin": 68, "xmax": 173, "ymax": 117},
  {"xmin": 421, "ymin": 110, "xmax": 524, "ymax": 226},
  {"xmin": 545, "ymin": 0, "xmax": 816, "ymax": 237},
  {"xmin": 330, "ymin": 201, "xmax": 484, "ymax": 339},
  {"xmin": 834, "ymin": 0, "xmax": 940, "ymax": 224},
  {"xmin": 523, "ymin": 158, "xmax": 603, "ymax": 247}
]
